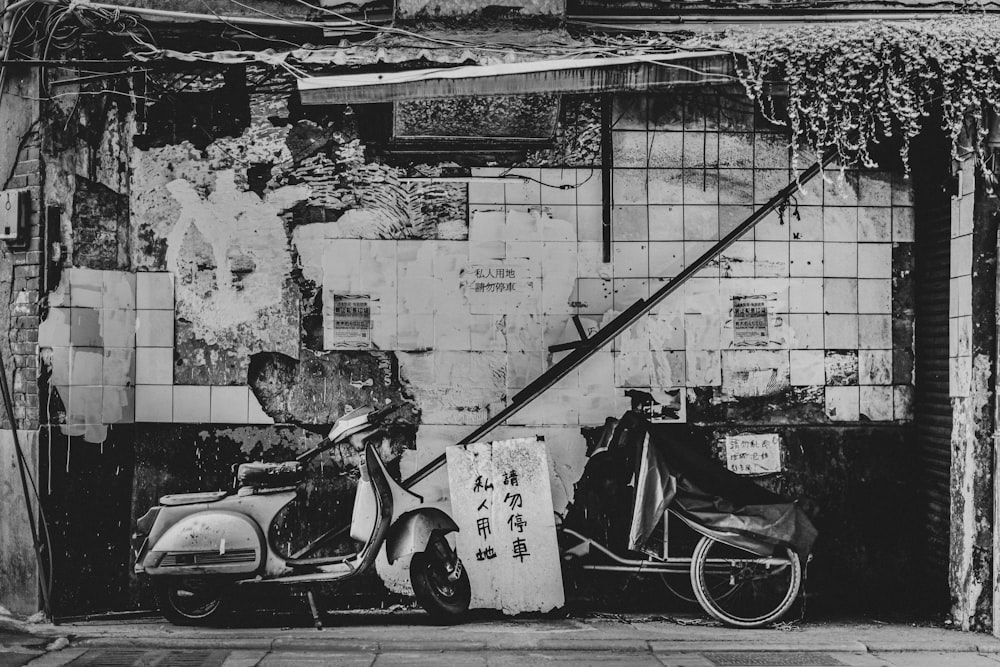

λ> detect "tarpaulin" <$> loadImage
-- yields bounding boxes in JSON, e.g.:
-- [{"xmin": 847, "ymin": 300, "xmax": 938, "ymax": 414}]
[{"xmin": 614, "ymin": 411, "xmax": 817, "ymax": 560}]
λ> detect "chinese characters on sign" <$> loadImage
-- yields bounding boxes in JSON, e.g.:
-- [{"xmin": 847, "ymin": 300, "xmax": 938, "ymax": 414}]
[
  {"xmin": 463, "ymin": 262, "xmax": 538, "ymax": 315},
  {"xmin": 732, "ymin": 295, "xmax": 769, "ymax": 347},
  {"xmin": 326, "ymin": 293, "xmax": 371, "ymax": 349},
  {"xmin": 446, "ymin": 437, "xmax": 564, "ymax": 614},
  {"xmin": 724, "ymin": 433, "xmax": 782, "ymax": 476}
]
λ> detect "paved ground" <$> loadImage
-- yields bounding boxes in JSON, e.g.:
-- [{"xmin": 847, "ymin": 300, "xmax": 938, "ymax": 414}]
[{"xmin": 5, "ymin": 611, "xmax": 1000, "ymax": 665}]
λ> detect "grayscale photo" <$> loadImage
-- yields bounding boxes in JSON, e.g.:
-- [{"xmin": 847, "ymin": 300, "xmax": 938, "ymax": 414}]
[{"xmin": 0, "ymin": 0, "xmax": 994, "ymax": 665}]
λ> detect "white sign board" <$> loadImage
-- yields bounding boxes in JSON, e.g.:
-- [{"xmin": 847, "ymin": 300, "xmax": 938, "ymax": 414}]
[
  {"xmin": 725, "ymin": 433, "xmax": 782, "ymax": 476},
  {"xmin": 446, "ymin": 437, "xmax": 564, "ymax": 614}
]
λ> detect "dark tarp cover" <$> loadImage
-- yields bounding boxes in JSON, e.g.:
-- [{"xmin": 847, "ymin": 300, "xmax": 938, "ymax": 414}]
[{"xmin": 617, "ymin": 412, "xmax": 817, "ymax": 560}]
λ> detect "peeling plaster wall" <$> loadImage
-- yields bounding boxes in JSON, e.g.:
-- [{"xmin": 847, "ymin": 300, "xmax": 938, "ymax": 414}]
[
  {"xmin": 131, "ymin": 145, "xmax": 303, "ymax": 379},
  {"xmin": 948, "ymin": 157, "xmax": 998, "ymax": 632},
  {"xmin": 42, "ymin": 76, "xmax": 928, "ymax": 614}
]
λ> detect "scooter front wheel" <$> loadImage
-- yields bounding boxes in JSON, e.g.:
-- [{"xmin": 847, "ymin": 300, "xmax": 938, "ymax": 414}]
[
  {"xmin": 154, "ymin": 578, "xmax": 232, "ymax": 626},
  {"xmin": 410, "ymin": 551, "xmax": 471, "ymax": 622}
]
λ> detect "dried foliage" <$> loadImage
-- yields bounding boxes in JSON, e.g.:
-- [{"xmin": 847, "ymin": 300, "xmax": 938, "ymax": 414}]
[{"xmin": 720, "ymin": 17, "xmax": 1000, "ymax": 174}]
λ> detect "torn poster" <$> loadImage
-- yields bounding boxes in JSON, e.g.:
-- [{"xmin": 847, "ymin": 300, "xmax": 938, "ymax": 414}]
[
  {"xmin": 732, "ymin": 295, "xmax": 769, "ymax": 347},
  {"xmin": 328, "ymin": 293, "xmax": 371, "ymax": 349}
]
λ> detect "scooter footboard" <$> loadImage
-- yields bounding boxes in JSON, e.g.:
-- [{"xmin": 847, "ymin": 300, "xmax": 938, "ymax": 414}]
[{"xmin": 385, "ymin": 508, "xmax": 458, "ymax": 565}]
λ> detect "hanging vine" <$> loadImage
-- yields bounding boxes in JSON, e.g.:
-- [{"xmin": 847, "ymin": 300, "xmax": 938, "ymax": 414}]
[{"xmin": 718, "ymin": 17, "xmax": 1000, "ymax": 176}]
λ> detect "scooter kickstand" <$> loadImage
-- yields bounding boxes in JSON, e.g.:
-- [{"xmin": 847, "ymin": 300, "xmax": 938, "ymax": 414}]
[{"xmin": 306, "ymin": 588, "xmax": 323, "ymax": 630}]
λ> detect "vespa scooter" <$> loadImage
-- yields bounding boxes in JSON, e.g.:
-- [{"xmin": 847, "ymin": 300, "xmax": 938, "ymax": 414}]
[{"xmin": 132, "ymin": 405, "xmax": 470, "ymax": 625}]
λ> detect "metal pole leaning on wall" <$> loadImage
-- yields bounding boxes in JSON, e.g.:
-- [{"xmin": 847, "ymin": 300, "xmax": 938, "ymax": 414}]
[
  {"xmin": 0, "ymin": 347, "xmax": 51, "ymax": 617},
  {"xmin": 400, "ymin": 148, "xmax": 840, "ymax": 490}
]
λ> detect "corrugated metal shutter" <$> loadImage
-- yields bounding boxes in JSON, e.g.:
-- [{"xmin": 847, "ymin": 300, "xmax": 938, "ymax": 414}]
[{"xmin": 913, "ymin": 173, "xmax": 952, "ymax": 599}]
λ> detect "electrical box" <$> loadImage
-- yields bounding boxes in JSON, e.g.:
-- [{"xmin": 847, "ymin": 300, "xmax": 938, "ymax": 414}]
[{"xmin": 0, "ymin": 189, "xmax": 28, "ymax": 241}]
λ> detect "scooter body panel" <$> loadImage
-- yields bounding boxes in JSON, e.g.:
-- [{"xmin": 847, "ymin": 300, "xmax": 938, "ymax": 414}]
[
  {"xmin": 144, "ymin": 509, "xmax": 265, "ymax": 576},
  {"xmin": 141, "ymin": 491, "xmax": 296, "ymax": 578},
  {"xmin": 385, "ymin": 507, "xmax": 458, "ymax": 565}
]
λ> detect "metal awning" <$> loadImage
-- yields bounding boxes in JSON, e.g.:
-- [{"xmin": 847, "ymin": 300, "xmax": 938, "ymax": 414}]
[{"xmin": 297, "ymin": 51, "xmax": 734, "ymax": 104}]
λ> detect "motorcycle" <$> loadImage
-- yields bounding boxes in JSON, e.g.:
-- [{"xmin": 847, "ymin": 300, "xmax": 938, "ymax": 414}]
[{"xmin": 132, "ymin": 405, "xmax": 471, "ymax": 626}]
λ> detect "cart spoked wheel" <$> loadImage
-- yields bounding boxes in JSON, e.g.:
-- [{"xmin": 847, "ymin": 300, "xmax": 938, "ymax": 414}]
[
  {"xmin": 155, "ymin": 578, "xmax": 232, "ymax": 626},
  {"xmin": 690, "ymin": 536, "xmax": 801, "ymax": 628},
  {"xmin": 658, "ymin": 572, "xmax": 698, "ymax": 603}
]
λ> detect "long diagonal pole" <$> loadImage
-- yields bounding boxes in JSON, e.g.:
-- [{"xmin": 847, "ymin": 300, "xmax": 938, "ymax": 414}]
[{"xmin": 400, "ymin": 149, "xmax": 839, "ymax": 489}]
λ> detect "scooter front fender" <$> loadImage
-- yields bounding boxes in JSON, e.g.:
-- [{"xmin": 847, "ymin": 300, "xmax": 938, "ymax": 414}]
[
  {"xmin": 385, "ymin": 508, "xmax": 458, "ymax": 565},
  {"xmin": 143, "ymin": 510, "xmax": 265, "ymax": 576}
]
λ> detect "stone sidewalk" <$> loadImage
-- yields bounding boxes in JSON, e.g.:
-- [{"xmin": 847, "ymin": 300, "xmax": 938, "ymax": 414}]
[{"xmin": 5, "ymin": 612, "xmax": 1000, "ymax": 666}]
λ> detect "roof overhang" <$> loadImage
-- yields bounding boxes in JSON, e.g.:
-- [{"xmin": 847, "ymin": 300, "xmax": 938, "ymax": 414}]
[{"xmin": 296, "ymin": 51, "xmax": 735, "ymax": 105}]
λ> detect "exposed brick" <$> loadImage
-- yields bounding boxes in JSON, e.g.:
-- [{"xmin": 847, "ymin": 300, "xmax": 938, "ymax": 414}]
[
  {"xmin": 15, "ymin": 277, "xmax": 39, "ymax": 292},
  {"xmin": 17, "ymin": 263, "xmax": 39, "ymax": 277},
  {"xmin": 22, "ymin": 172, "xmax": 39, "ymax": 187},
  {"xmin": 11, "ymin": 343, "xmax": 35, "ymax": 355},
  {"xmin": 14, "ymin": 355, "xmax": 36, "ymax": 369},
  {"xmin": 23, "ymin": 147, "xmax": 39, "ymax": 161},
  {"xmin": 14, "ymin": 316, "xmax": 38, "ymax": 328},
  {"xmin": 13, "ymin": 159, "xmax": 39, "ymax": 176},
  {"xmin": 23, "ymin": 251, "xmax": 40, "ymax": 265},
  {"xmin": 7, "ymin": 175, "xmax": 26, "ymax": 189},
  {"xmin": 22, "ymin": 393, "xmax": 37, "ymax": 408}
]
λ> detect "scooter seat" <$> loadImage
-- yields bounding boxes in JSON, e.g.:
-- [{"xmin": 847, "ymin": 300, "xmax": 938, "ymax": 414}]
[
  {"xmin": 238, "ymin": 461, "xmax": 304, "ymax": 488},
  {"xmin": 160, "ymin": 491, "xmax": 229, "ymax": 506}
]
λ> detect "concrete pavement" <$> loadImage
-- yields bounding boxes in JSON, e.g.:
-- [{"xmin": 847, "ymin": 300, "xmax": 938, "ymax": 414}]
[{"xmin": 6, "ymin": 611, "xmax": 1000, "ymax": 665}]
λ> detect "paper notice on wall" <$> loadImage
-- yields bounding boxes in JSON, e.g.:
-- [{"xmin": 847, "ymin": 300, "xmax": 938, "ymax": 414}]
[
  {"xmin": 725, "ymin": 433, "xmax": 782, "ymax": 476},
  {"xmin": 446, "ymin": 437, "xmax": 564, "ymax": 614},
  {"xmin": 327, "ymin": 293, "xmax": 371, "ymax": 349},
  {"xmin": 463, "ymin": 261, "xmax": 538, "ymax": 314},
  {"xmin": 732, "ymin": 295, "xmax": 769, "ymax": 347}
]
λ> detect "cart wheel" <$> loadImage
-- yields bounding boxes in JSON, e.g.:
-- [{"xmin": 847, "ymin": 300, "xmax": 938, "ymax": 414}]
[
  {"xmin": 690, "ymin": 536, "xmax": 801, "ymax": 628},
  {"xmin": 658, "ymin": 572, "xmax": 698, "ymax": 603}
]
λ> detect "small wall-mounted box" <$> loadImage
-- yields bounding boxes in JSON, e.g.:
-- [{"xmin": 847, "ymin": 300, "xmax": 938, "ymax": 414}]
[{"xmin": 0, "ymin": 189, "xmax": 29, "ymax": 241}]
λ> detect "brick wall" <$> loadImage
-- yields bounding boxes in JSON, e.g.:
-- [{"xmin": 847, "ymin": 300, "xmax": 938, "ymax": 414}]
[{"xmin": 5, "ymin": 143, "xmax": 42, "ymax": 431}]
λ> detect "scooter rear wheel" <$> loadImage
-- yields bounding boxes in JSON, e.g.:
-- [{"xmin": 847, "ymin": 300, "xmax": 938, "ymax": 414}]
[
  {"xmin": 410, "ymin": 551, "xmax": 471, "ymax": 623},
  {"xmin": 155, "ymin": 578, "xmax": 231, "ymax": 626}
]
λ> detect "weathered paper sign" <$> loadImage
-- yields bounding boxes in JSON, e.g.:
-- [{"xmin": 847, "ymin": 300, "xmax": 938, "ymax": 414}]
[
  {"xmin": 327, "ymin": 293, "xmax": 371, "ymax": 349},
  {"xmin": 732, "ymin": 295, "xmax": 769, "ymax": 347},
  {"xmin": 725, "ymin": 433, "xmax": 782, "ymax": 475}
]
